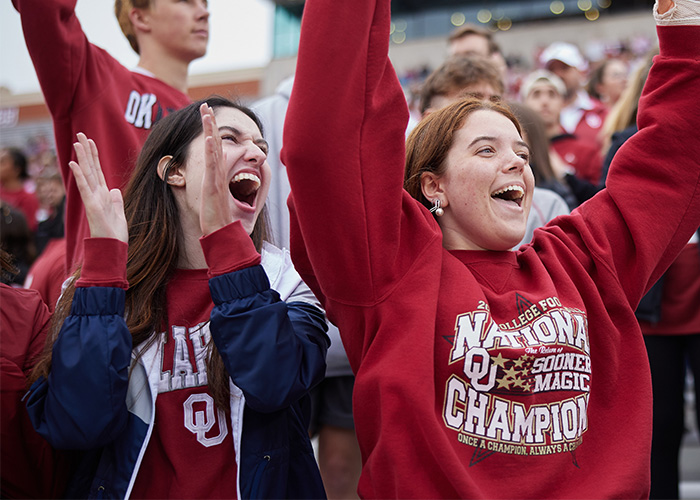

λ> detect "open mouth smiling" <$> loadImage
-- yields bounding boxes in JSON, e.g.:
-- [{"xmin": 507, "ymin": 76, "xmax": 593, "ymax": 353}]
[
  {"xmin": 490, "ymin": 185, "xmax": 525, "ymax": 207},
  {"xmin": 229, "ymin": 172, "xmax": 260, "ymax": 207}
]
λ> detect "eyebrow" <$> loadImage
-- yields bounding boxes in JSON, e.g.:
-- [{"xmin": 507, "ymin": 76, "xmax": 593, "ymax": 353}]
[
  {"xmin": 468, "ymin": 135, "xmax": 497, "ymax": 148},
  {"xmin": 218, "ymin": 125, "xmax": 269, "ymax": 152},
  {"xmin": 469, "ymin": 135, "xmax": 531, "ymax": 153},
  {"xmin": 516, "ymin": 140, "xmax": 531, "ymax": 153}
]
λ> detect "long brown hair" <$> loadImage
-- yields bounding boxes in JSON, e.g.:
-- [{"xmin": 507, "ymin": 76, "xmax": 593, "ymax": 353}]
[
  {"xmin": 32, "ymin": 96, "xmax": 270, "ymax": 409},
  {"xmin": 404, "ymin": 96, "xmax": 522, "ymax": 211}
]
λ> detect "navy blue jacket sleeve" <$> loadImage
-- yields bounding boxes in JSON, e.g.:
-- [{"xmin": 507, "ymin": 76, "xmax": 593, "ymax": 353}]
[
  {"xmin": 208, "ymin": 265, "xmax": 329, "ymax": 413},
  {"xmin": 25, "ymin": 286, "xmax": 132, "ymax": 450}
]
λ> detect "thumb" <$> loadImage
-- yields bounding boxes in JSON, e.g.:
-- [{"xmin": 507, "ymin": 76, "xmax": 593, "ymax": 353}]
[
  {"xmin": 109, "ymin": 189, "xmax": 129, "ymax": 244},
  {"xmin": 110, "ymin": 188, "xmax": 124, "ymax": 210}
]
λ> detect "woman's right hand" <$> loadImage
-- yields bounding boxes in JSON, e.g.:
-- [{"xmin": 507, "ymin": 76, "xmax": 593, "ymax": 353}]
[
  {"xmin": 69, "ymin": 133, "xmax": 128, "ymax": 243},
  {"xmin": 657, "ymin": 0, "xmax": 674, "ymax": 14}
]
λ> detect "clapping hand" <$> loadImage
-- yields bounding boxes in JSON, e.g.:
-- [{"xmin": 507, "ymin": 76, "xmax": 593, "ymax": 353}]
[
  {"xmin": 69, "ymin": 133, "xmax": 128, "ymax": 243},
  {"xmin": 199, "ymin": 102, "xmax": 234, "ymax": 236}
]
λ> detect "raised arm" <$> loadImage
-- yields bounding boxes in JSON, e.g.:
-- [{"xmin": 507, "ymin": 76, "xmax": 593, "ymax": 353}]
[
  {"xmin": 12, "ymin": 0, "xmax": 104, "ymax": 117},
  {"xmin": 283, "ymin": 0, "xmax": 438, "ymax": 307},
  {"xmin": 555, "ymin": 0, "xmax": 700, "ymax": 308},
  {"xmin": 199, "ymin": 105, "xmax": 329, "ymax": 412}
]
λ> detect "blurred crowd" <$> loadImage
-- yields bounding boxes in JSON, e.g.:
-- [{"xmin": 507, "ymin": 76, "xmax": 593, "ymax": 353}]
[
  {"xmin": 1, "ymin": 2, "xmax": 698, "ymax": 499},
  {"xmin": 1, "ymin": 137, "xmax": 65, "ymax": 293}
]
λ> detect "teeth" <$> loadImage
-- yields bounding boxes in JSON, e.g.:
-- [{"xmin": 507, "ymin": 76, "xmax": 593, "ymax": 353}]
[
  {"xmin": 491, "ymin": 185, "xmax": 524, "ymax": 197},
  {"xmin": 231, "ymin": 172, "xmax": 260, "ymax": 188}
]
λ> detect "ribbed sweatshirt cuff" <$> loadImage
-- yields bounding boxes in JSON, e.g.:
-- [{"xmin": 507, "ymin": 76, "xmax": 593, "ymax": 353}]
[
  {"xmin": 76, "ymin": 238, "xmax": 129, "ymax": 289},
  {"xmin": 657, "ymin": 25, "xmax": 700, "ymax": 59},
  {"xmin": 200, "ymin": 221, "xmax": 261, "ymax": 277}
]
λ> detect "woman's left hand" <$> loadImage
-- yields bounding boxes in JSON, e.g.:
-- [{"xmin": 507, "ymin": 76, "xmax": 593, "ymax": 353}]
[{"xmin": 199, "ymin": 103, "xmax": 234, "ymax": 236}]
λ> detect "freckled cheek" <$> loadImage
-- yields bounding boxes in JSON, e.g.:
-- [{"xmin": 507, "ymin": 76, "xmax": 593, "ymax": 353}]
[
  {"xmin": 453, "ymin": 196, "xmax": 483, "ymax": 216},
  {"xmin": 450, "ymin": 182, "xmax": 484, "ymax": 209}
]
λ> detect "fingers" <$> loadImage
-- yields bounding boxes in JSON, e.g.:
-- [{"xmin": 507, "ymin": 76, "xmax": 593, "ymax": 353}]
[
  {"xmin": 200, "ymin": 103, "xmax": 225, "ymax": 185},
  {"xmin": 72, "ymin": 132, "xmax": 105, "ymax": 194},
  {"xmin": 198, "ymin": 103, "xmax": 232, "ymax": 235},
  {"xmin": 70, "ymin": 135, "xmax": 99, "ymax": 205},
  {"xmin": 69, "ymin": 132, "xmax": 129, "ymax": 242},
  {"xmin": 208, "ymin": 105, "xmax": 222, "ymax": 153},
  {"xmin": 87, "ymin": 136, "xmax": 107, "ymax": 189},
  {"xmin": 200, "ymin": 102, "xmax": 222, "ymax": 155},
  {"xmin": 656, "ymin": 0, "xmax": 674, "ymax": 15},
  {"xmin": 72, "ymin": 135, "xmax": 95, "ymax": 192},
  {"xmin": 68, "ymin": 159, "xmax": 90, "ymax": 202}
]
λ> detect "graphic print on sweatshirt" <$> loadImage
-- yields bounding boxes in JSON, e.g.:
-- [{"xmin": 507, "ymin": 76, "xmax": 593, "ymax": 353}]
[
  {"xmin": 123, "ymin": 90, "xmax": 178, "ymax": 130},
  {"xmin": 442, "ymin": 293, "xmax": 590, "ymax": 465},
  {"xmin": 156, "ymin": 321, "xmax": 229, "ymax": 448},
  {"xmin": 130, "ymin": 321, "xmax": 238, "ymax": 497}
]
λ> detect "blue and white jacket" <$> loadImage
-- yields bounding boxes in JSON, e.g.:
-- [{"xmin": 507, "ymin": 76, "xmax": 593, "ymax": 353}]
[{"xmin": 26, "ymin": 240, "xmax": 329, "ymax": 499}]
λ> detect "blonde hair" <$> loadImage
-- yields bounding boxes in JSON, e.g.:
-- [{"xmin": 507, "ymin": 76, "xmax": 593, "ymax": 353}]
[
  {"xmin": 600, "ymin": 49, "xmax": 657, "ymax": 155},
  {"xmin": 114, "ymin": 0, "xmax": 151, "ymax": 54}
]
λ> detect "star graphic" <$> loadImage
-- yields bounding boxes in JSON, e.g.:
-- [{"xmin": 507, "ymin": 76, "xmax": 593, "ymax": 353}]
[
  {"xmin": 497, "ymin": 377, "xmax": 512, "ymax": 389},
  {"xmin": 491, "ymin": 353, "xmax": 508, "ymax": 368},
  {"xmin": 503, "ymin": 367, "xmax": 518, "ymax": 380},
  {"xmin": 513, "ymin": 378, "xmax": 525, "ymax": 388},
  {"xmin": 513, "ymin": 357, "xmax": 526, "ymax": 368}
]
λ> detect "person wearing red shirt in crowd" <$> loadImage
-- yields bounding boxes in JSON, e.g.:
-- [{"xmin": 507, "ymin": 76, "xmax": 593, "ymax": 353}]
[
  {"xmin": 12, "ymin": 0, "xmax": 209, "ymax": 273},
  {"xmin": 283, "ymin": 0, "xmax": 699, "ymax": 496},
  {"xmin": 25, "ymin": 98, "xmax": 328, "ymax": 499},
  {"xmin": 539, "ymin": 42, "xmax": 608, "ymax": 149},
  {"xmin": 446, "ymin": 24, "xmax": 508, "ymax": 86},
  {"xmin": 640, "ymin": 228, "xmax": 700, "ymax": 499},
  {"xmin": 587, "ymin": 58, "xmax": 629, "ymax": 110},
  {"xmin": 522, "ymin": 70, "xmax": 603, "ymax": 192},
  {"xmin": 24, "ymin": 238, "xmax": 67, "ymax": 312},
  {"xmin": 1, "ymin": 249, "xmax": 74, "ymax": 498},
  {"xmin": 0, "ymin": 148, "xmax": 40, "ymax": 232}
]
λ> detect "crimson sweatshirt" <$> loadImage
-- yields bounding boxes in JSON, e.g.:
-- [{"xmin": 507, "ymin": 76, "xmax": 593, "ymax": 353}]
[
  {"xmin": 0, "ymin": 285, "xmax": 73, "ymax": 498},
  {"xmin": 283, "ymin": 0, "xmax": 700, "ymax": 497},
  {"xmin": 13, "ymin": 0, "xmax": 191, "ymax": 273}
]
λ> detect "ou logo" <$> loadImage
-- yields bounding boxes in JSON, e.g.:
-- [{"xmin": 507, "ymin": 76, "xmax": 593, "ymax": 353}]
[{"xmin": 183, "ymin": 393, "xmax": 229, "ymax": 447}]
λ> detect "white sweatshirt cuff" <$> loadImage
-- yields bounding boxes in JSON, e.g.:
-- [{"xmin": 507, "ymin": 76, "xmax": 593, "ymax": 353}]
[{"xmin": 655, "ymin": 0, "xmax": 700, "ymax": 25}]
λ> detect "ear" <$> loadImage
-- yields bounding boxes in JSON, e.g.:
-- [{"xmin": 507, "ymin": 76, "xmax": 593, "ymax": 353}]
[
  {"xmin": 128, "ymin": 6, "xmax": 152, "ymax": 34},
  {"xmin": 157, "ymin": 155, "xmax": 185, "ymax": 187},
  {"xmin": 420, "ymin": 171, "xmax": 447, "ymax": 208}
]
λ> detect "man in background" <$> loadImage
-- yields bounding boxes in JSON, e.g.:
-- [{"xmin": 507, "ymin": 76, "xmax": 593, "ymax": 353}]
[{"xmin": 13, "ymin": 0, "xmax": 209, "ymax": 272}]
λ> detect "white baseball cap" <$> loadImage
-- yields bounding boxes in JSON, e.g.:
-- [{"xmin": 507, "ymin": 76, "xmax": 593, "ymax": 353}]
[
  {"xmin": 539, "ymin": 42, "xmax": 588, "ymax": 72},
  {"xmin": 520, "ymin": 70, "xmax": 567, "ymax": 99}
]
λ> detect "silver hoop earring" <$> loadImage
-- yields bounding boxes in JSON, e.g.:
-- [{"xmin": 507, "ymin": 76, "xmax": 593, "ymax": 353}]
[{"xmin": 430, "ymin": 199, "xmax": 444, "ymax": 217}]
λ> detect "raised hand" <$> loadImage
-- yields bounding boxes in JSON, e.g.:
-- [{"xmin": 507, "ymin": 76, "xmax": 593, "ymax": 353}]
[
  {"xmin": 655, "ymin": 0, "xmax": 700, "ymax": 25},
  {"xmin": 68, "ymin": 133, "xmax": 128, "ymax": 243},
  {"xmin": 657, "ymin": 0, "xmax": 674, "ymax": 14},
  {"xmin": 199, "ymin": 103, "xmax": 234, "ymax": 235}
]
